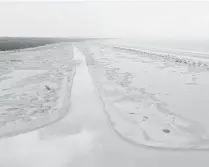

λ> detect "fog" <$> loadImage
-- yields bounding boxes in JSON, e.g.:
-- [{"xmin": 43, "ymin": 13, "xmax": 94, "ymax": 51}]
[{"xmin": 0, "ymin": 1, "xmax": 209, "ymax": 40}]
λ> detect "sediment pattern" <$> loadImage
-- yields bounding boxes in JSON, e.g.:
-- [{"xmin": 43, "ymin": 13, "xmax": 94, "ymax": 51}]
[
  {"xmin": 77, "ymin": 43, "xmax": 209, "ymax": 149},
  {"xmin": 0, "ymin": 43, "xmax": 76, "ymax": 137}
]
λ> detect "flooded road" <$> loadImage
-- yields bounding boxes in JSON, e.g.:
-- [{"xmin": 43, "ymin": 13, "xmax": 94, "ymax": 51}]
[{"xmin": 0, "ymin": 45, "xmax": 209, "ymax": 167}]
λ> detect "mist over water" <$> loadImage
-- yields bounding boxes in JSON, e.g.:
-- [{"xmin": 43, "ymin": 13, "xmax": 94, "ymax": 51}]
[
  {"xmin": 114, "ymin": 39, "xmax": 209, "ymax": 53},
  {"xmin": 106, "ymin": 38, "xmax": 209, "ymax": 59}
]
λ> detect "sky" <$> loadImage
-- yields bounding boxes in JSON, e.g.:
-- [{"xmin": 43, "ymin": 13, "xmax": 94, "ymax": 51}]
[{"xmin": 0, "ymin": 1, "xmax": 209, "ymax": 40}]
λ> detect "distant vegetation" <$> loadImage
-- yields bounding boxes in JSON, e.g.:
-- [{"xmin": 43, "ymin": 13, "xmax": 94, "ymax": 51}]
[{"xmin": 0, "ymin": 37, "xmax": 99, "ymax": 51}]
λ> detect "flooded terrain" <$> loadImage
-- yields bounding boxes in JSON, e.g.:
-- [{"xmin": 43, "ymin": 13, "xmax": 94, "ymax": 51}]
[
  {"xmin": 0, "ymin": 42, "xmax": 209, "ymax": 167},
  {"xmin": 77, "ymin": 41, "xmax": 209, "ymax": 149}
]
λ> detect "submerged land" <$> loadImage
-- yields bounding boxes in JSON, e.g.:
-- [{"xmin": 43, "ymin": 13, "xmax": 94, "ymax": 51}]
[{"xmin": 0, "ymin": 38, "xmax": 209, "ymax": 166}]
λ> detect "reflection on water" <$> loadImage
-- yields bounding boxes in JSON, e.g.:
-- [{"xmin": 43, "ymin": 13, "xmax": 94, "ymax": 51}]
[
  {"xmin": 77, "ymin": 43, "xmax": 209, "ymax": 149},
  {"xmin": 0, "ymin": 128, "xmax": 95, "ymax": 167}
]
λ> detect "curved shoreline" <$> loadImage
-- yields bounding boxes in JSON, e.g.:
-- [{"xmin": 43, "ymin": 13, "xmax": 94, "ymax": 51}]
[
  {"xmin": 0, "ymin": 71, "xmax": 76, "ymax": 139},
  {"xmin": 0, "ymin": 43, "xmax": 77, "ymax": 139},
  {"xmin": 90, "ymin": 71, "xmax": 209, "ymax": 150},
  {"xmin": 81, "ymin": 43, "xmax": 209, "ymax": 150}
]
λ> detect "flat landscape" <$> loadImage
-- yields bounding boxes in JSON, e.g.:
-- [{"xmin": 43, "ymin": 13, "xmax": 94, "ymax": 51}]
[
  {"xmin": 0, "ymin": 39, "xmax": 209, "ymax": 167},
  {"xmin": 0, "ymin": 40, "xmax": 77, "ymax": 136},
  {"xmin": 78, "ymin": 41, "xmax": 209, "ymax": 149}
]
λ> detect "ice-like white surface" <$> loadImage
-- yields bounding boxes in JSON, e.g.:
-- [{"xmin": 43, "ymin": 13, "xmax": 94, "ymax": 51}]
[
  {"xmin": 0, "ymin": 46, "xmax": 96, "ymax": 167},
  {"xmin": 81, "ymin": 43, "xmax": 209, "ymax": 149},
  {"xmin": 0, "ymin": 43, "xmax": 76, "ymax": 136},
  {"xmin": 1, "ymin": 44, "xmax": 209, "ymax": 167},
  {"xmin": 103, "ymin": 39, "xmax": 209, "ymax": 59},
  {"xmin": 0, "ymin": 70, "xmax": 48, "ymax": 90}
]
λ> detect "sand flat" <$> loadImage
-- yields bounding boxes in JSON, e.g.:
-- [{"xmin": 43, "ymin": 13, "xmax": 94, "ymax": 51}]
[
  {"xmin": 78, "ymin": 42, "xmax": 209, "ymax": 149},
  {"xmin": 0, "ymin": 43, "xmax": 76, "ymax": 136},
  {"xmin": 1, "ymin": 43, "xmax": 209, "ymax": 167},
  {"xmin": 0, "ymin": 45, "xmax": 209, "ymax": 167}
]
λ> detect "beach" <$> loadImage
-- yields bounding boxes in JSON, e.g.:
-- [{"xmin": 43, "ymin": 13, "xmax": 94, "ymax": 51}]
[
  {"xmin": 0, "ymin": 41, "xmax": 209, "ymax": 167},
  {"xmin": 78, "ymin": 40, "xmax": 209, "ymax": 149},
  {"xmin": 0, "ymin": 42, "xmax": 76, "ymax": 136}
]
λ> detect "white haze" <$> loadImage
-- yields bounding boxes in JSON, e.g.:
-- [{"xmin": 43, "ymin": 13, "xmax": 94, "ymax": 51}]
[{"xmin": 0, "ymin": 2, "xmax": 209, "ymax": 40}]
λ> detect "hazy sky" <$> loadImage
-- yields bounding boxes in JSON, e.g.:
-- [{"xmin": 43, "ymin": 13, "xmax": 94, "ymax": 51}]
[{"xmin": 0, "ymin": 1, "xmax": 209, "ymax": 40}]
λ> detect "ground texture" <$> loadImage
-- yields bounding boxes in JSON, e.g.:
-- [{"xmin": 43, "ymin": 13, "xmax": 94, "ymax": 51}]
[{"xmin": 0, "ymin": 43, "xmax": 76, "ymax": 137}]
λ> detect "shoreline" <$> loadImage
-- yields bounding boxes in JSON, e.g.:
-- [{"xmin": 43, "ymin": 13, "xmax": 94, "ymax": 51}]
[
  {"xmin": 80, "ymin": 42, "xmax": 209, "ymax": 150},
  {"xmin": 0, "ymin": 43, "xmax": 76, "ymax": 138},
  {"xmin": 110, "ymin": 45, "xmax": 209, "ymax": 70}
]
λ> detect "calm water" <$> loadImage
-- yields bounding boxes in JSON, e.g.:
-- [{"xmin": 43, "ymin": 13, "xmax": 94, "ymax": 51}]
[{"xmin": 105, "ymin": 39, "xmax": 209, "ymax": 59}]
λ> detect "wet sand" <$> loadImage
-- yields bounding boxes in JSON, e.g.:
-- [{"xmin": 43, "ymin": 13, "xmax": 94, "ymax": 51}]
[
  {"xmin": 77, "ymin": 42, "xmax": 209, "ymax": 149},
  {"xmin": 0, "ymin": 43, "xmax": 209, "ymax": 167},
  {"xmin": 0, "ymin": 43, "xmax": 75, "ymax": 136}
]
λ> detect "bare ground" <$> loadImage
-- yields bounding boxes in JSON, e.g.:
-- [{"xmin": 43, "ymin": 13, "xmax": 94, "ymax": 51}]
[{"xmin": 0, "ymin": 43, "xmax": 76, "ymax": 137}]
